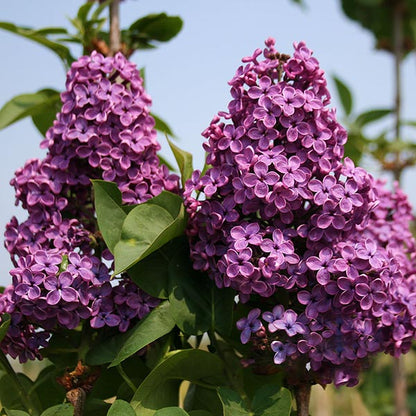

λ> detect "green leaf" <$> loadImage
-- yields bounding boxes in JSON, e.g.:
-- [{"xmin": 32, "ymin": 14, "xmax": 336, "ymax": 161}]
[
  {"xmin": 184, "ymin": 384, "xmax": 223, "ymax": 416},
  {"xmin": 127, "ymin": 242, "xmax": 175, "ymax": 299},
  {"xmin": 355, "ymin": 109, "xmax": 392, "ymax": 127},
  {"xmin": 130, "ymin": 349, "xmax": 226, "ymax": 416},
  {"xmin": 92, "ymin": 180, "xmax": 128, "ymax": 253},
  {"xmin": 167, "ymin": 138, "xmax": 193, "ymax": 187},
  {"xmin": 210, "ymin": 284, "xmax": 235, "ymax": 336},
  {"xmin": 108, "ymin": 399, "xmax": 136, "ymax": 416},
  {"xmin": 152, "ymin": 113, "xmax": 175, "ymax": 137},
  {"xmin": 168, "ymin": 244, "xmax": 211, "ymax": 335},
  {"xmin": 167, "ymin": 239, "xmax": 235, "ymax": 335},
  {"xmin": 0, "ymin": 314, "xmax": 11, "ymax": 342},
  {"xmin": 0, "ymin": 89, "xmax": 60, "ymax": 132},
  {"xmin": 31, "ymin": 92, "xmax": 61, "ymax": 135},
  {"xmin": 113, "ymin": 191, "xmax": 186, "ymax": 274},
  {"xmin": 188, "ymin": 411, "xmax": 213, "ymax": 416},
  {"xmin": 251, "ymin": 385, "xmax": 292, "ymax": 416},
  {"xmin": 128, "ymin": 13, "xmax": 183, "ymax": 48},
  {"xmin": 4, "ymin": 410, "xmax": 31, "ymax": 416},
  {"xmin": 40, "ymin": 404, "xmax": 74, "ymax": 416},
  {"xmin": 154, "ymin": 408, "xmax": 190, "ymax": 416},
  {"xmin": 29, "ymin": 365, "xmax": 66, "ymax": 410},
  {"xmin": 332, "ymin": 75, "xmax": 353, "ymax": 116},
  {"xmin": 0, "ymin": 22, "xmax": 74, "ymax": 67},
  {"xmin": 110, "ymin": 301, "xmax": 175, "ymax": 367},
  {"xmin": 217, "ymin": 388, "xmax": 250, "ymax": 416},
  {"xmin": 0, "ymin": 373, "xmax": 41, "ymax": 413}
]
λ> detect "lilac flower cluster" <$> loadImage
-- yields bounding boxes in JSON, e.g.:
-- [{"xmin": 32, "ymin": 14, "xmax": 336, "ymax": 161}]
[
  {"xmin": 1, "ymin": 51, "xmax": 178, "ymax": 362},
  {"xmin": 184, "ymin": 38, "xmax": 416, "ymax": 387}
]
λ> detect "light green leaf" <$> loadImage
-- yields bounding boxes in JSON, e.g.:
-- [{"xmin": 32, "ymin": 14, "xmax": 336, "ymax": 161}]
[
  {"xmin": 113, "ymin": 191, "xmax": 186, "ymax": 274},
  {"xmin": 154, "ymin": 408, "xmax": 190, "ymax": 416},
  {"xmin": 130, "ymin": 350, "xmax": 226, "ymax": 416},
  {"xmin": 217, "ymin": 388, "xmax": 250, "ymax": 416},
  {"xmin": 0, "ymin": 89, "xmax": 60, "ymax": 132},
  {"xmin": 251, "ymin": 385, "xmax": 292, "ymax": 416},
  {"xmin": 332, "ymin": 75, "xmax": 353, "ymax": 116},
  {"xmin": 110, "ymin": 301, "xmax": 175, "ymax": 367},
  {"xmin": 108, "ymin": 399, "xmax": 136, "ymax": 416},
  {"xmin": 40, "ymin": 404, "xmax": 74, "ymax": 416},
  {"xmin": 0, "ymin": 22, "xmax": 74, "ymax": 67},
  {"xmin": 4, "ymin": 410, "xmax": 31, "ymax": 416},
  {"xmin": 188, "ymin": 411, "xmax": 213, "ymax": 416},
  {"xmin": 167, "ymin": 137, "xmax": 193, "ymax": 187},
  {"xmin": 92, "ymin": 180, "xmax": 128, "ymax": 253},
  {"xmin": 355, "ymin": 109, "xmax": 392, "ymax": 127},
  {"xmin": 152, "ymin": 113, "xmax": 175, "ymax": 137}
]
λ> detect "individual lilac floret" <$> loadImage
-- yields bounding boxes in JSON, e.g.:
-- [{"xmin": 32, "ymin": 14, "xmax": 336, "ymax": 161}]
[
  {"xmin": 185, "ymin": 38, "xmax": 416, "ymax": 388},
  {"xmin": 1, "ymin": 51, "xmax": 177, "ymax": 362}
]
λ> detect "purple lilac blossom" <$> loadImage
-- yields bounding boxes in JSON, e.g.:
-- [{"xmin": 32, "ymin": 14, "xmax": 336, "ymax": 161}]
[
  {"xmin": 184, "ymin": 38, "xmax": 416, "ymax": 388},
  {"xmin": 1, "ymin": 51, "xmax": 179, "ymax": 362}
]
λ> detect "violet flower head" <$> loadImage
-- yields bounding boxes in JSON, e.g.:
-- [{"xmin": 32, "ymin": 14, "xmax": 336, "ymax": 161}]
[
  {"xmin": 185, "ymin": 38, "xmax": 416, "ymax": 388},
  {"xmin": 2, "ymin": 51, "xmax": 176, "ymax": 362}
]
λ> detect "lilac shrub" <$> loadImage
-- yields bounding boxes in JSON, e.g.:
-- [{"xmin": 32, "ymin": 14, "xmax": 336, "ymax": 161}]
[
  {"xmin": 1, "ymin": 51, "xmax": 178, "ymax": 362},
  {"xmin": 184, "ymin": 38, "xmax": 416, "ymax": 387}
]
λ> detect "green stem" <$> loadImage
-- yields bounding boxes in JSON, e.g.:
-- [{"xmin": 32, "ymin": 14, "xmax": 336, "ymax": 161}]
[
  {"xmin": 0, "ymin": 351, "xmax": 41, "ymax": 415},
  {"xmin": 117, "ymin": 364, "xmax": 137, "ymax": 394}
]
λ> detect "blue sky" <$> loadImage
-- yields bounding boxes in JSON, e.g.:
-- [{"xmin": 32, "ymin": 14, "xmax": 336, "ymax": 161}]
[{"xmin": 0, "ymin": 0, "xmax": 415, "ymax": 285}]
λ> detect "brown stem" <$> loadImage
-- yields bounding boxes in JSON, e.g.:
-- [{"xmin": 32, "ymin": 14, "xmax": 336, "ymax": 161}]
[
  {"xmin": 294, "ymin": 383, "xmax": 311, "ymax": 416},
  {"xmin": 109, "ymin": 0, "xmax": 121, "ymax": 55},
  {"xmin": 394, "ymin": 357, "xmax": 409, "ymax": 416},
  {"xmin": 392, "ymin": 0, "xmax": 403, "ymax": 184}
]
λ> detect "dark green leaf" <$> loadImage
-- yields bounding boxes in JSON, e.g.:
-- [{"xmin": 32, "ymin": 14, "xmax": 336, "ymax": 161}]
[
  {"xmin": 0, "ymin": 373, "xmax": 41, "ymax": 413},
  {"xmin": 154, "ymin": 408, "xmax": 190, "ymax": 416},
  {"xmin": 0, "ymin": 89, "xmax": 60, "ymax": 132},
  {"xmin": 40, "ymin": 404, "xmax": 74, "ymax": 416},
  {"xmin": 110, "ymin": 301, "xmax": 175, "ymax": 367},
  {"xmin": 77, "ymin": 2, "xmax": 95, "ymax": 23},
  {"xmin": 167, "ymin": 239, "xmax": 235, "ymax": 336},
  {"xmin": 29, "ymin": 365, "xmax": 66, "ymax": 410},
  {"xmin": 0, "ymin": 22, "xmax": 74, "ymax": 67},
  {"xmin": 92, "ymin": 180, "xmax": 128, "ymax": 253},
  {"xmin": 113, "ymin": 191, "xmax": 186, "ymax": 274},
  {"xmin": 332, "ymin": 75, "xmax": 353, "ymax": 116},
  {"xmin": 108, "ymin": 399, "xmax": 136, "ymax": 416},
  {"xmin": 167, "ymin": 138, "xmax": 193, "ymax": 187},
  {"xmin": 184, "ymin": 384, "xmax": 223, "ymax": 416},
  {"xmin": 341, "ymin": 0, "xmax": 416, "ymax": 54},
  {"xmin": 355, "ymin": 109, "xmax": 392, "ymax": 127},
  {"xmin": 127, "ymin": 241, "xmax": 178, "ymax": 299},
  {"xmin": 152, "ymin": 113, "xmax": 175, "ymax": 137},
  {"xmin": 0, "ymin": 314, "xmax": 11, "ymax": 342},
  {"xmin": 210, "ymin": 284, "xmax": 235, "ymax": 336},
  {"xmin": 217, "ymin": 387, "xmax": 250, "ymax": 416},
  {"xmin": 251, "ymin": 385, "xmax": 292, "ymax": 416},
  {"xmin": 130, "ymin": 349, "xmax": 226, "ymax": 416},
  {"xmin": 168, "ymin": 244, "xmax": 211, "ymax": 335}
]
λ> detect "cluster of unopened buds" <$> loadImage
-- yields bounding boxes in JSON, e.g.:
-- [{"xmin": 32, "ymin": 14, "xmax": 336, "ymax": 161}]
[
  {"xmin": 1, "ymin": 51, "xmax": 178, "ymax": 362},
  {"xmin": 184, "ymin": 38, "xmax": 416, "ymax": 387}
]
